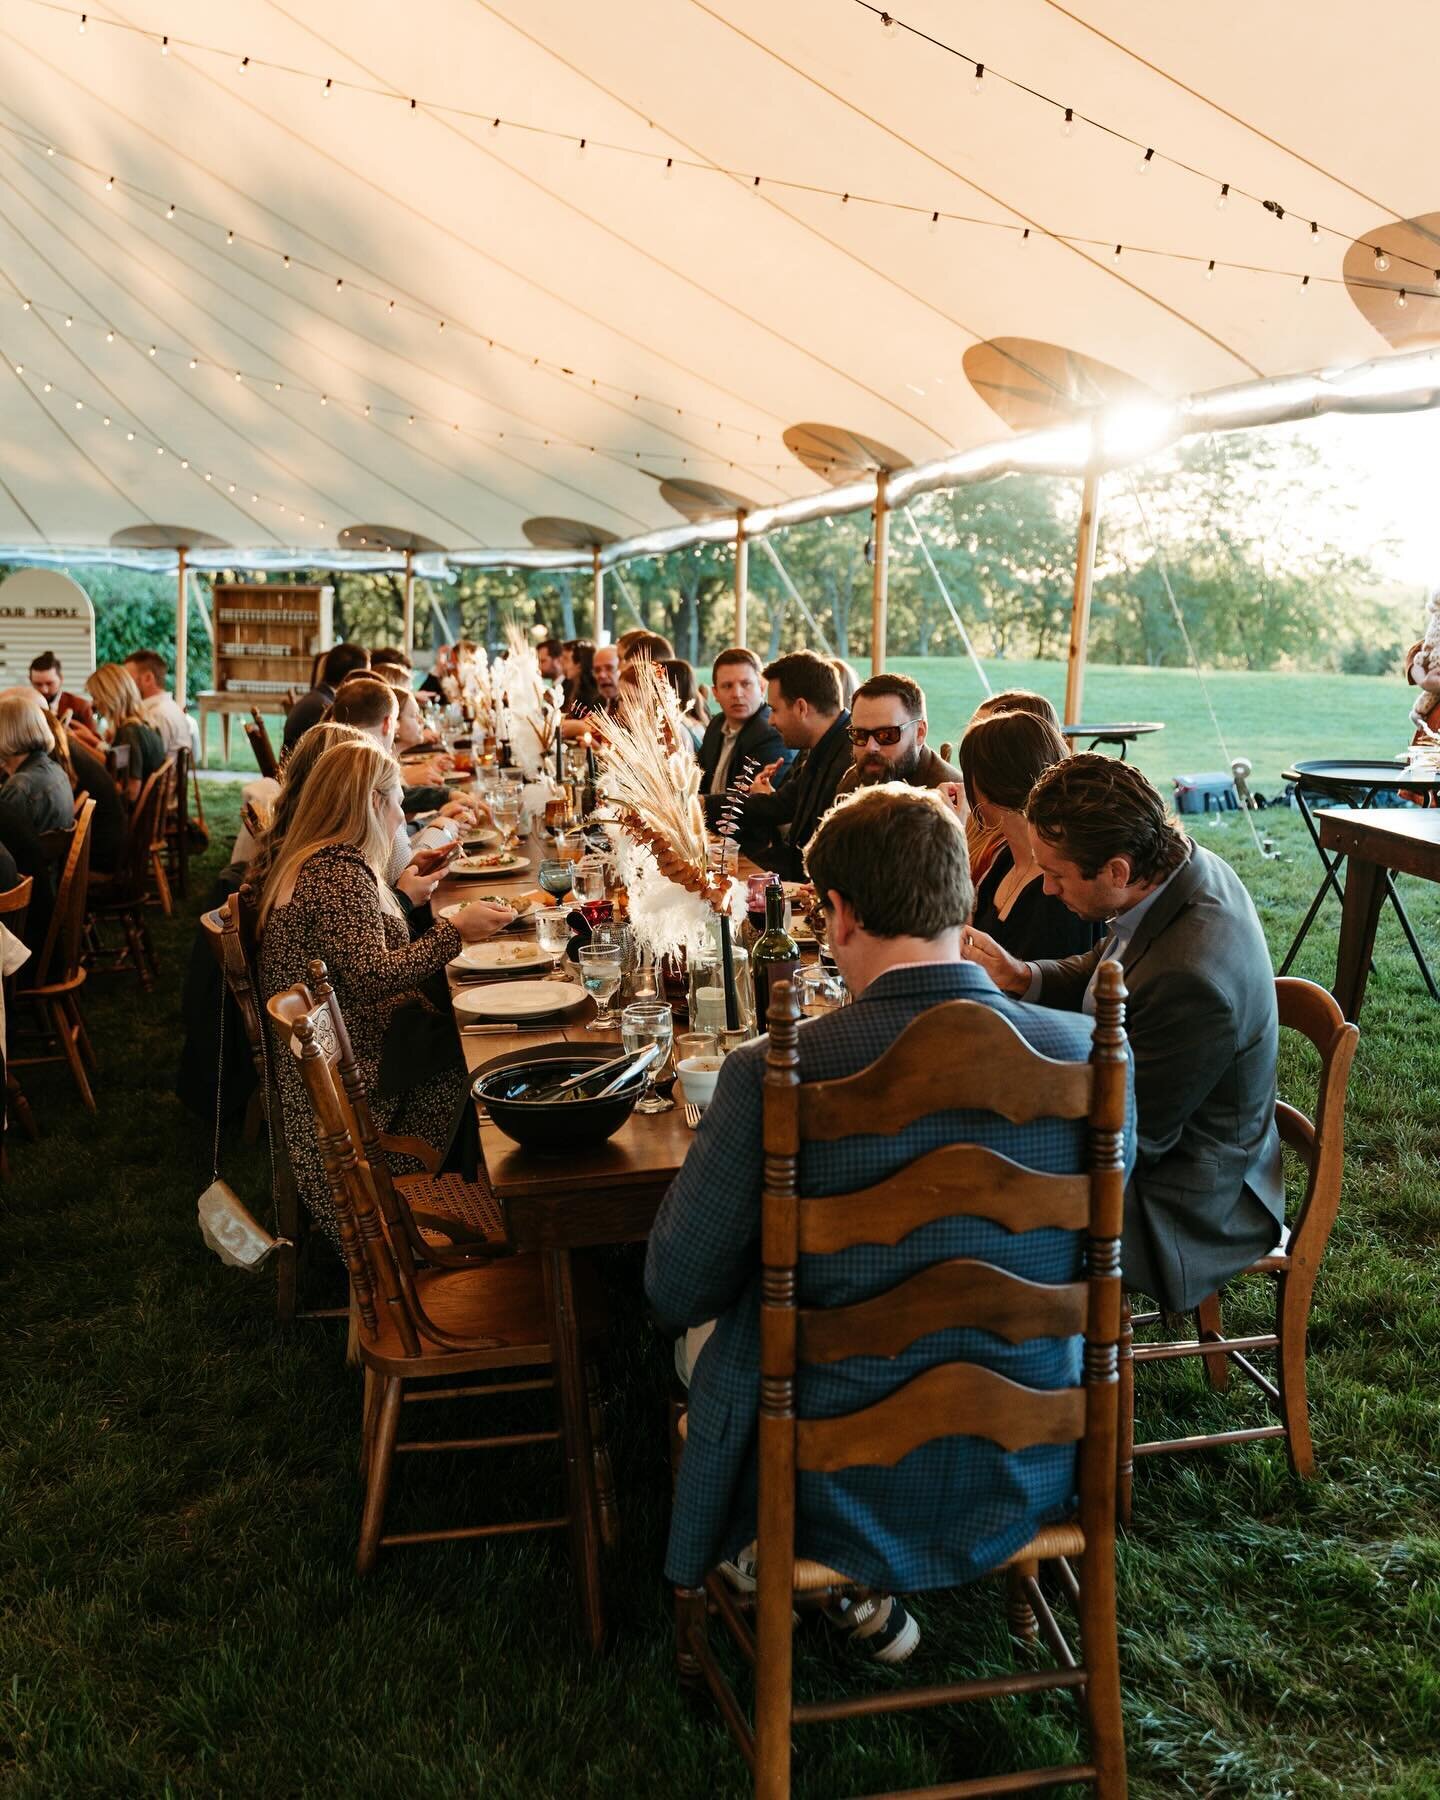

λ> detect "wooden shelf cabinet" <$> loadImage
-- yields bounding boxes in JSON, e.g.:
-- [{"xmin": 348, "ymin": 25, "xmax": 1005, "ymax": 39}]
[{"xmin": 210, "ymin": 583, "xmax": 334, "ymax": 699}]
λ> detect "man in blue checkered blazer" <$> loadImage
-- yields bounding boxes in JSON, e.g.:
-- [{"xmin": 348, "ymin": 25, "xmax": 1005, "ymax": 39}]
[{"xmin": 645, "ymin": 786, "xmax": 1136, "ymax": 1597}]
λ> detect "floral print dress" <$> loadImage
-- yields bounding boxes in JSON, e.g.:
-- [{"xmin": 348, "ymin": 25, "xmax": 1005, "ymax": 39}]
[{"xmin": 258, "ymin": 843, "xmax": 463, "ymax": 1245}]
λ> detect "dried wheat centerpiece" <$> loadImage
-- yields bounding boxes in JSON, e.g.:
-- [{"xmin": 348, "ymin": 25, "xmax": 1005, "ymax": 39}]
[
  {"xmin": 593, "ymin": 661, "xmax": 740, "ymax": 960},
  {"xmin": 497, "ymin": 625, "xmax": 564, "ymax": 778}
]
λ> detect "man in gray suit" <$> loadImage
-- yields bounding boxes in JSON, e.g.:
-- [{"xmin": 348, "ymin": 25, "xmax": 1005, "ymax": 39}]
[{"xmin": 963, "ymin": 755, "xmax": 1282, "ymax": 1312}]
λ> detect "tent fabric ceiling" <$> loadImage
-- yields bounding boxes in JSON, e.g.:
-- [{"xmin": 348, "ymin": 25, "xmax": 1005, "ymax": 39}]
[{"xmin": 0, "ymin": 0, "xmax": 1435, "ymax": 557}]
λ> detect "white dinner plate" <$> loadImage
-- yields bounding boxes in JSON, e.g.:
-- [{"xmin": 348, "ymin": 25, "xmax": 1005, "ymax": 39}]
[
  {"xmin": 450, "ymin": 940, "xmax": 551, "ymax": 975},
  {"xmin": 451, "ymin": 851, "xmax": 531, "ymax": 877},
  {"xmin": 461, "ymin": 828, "xmax": 503, "ymax": 851},
  {"xmin": 452, "ymin": 980, "xmax": 588, "ymax": 1021}
]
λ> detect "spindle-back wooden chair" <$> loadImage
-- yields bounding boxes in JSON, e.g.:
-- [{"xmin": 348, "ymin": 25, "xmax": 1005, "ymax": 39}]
[
  {"xmin": 246, "ymin": 709, "xmax": 280, "ymax": 779},
  {"xmin": 0, "ymin": 877, "xmax": 36, "ymax": 1144},
  {"xmin": 13, "ymin": 799, "xmax": 97, "ymax": 1110},
  {"xmin": 88, "ymin": 761, "xmax": 171, "ymax": 989},
  {"xmin": 674, "ymin": 968, "xmax": 1131, "ymax": 1800},
  {"xmin": 267, "ymin": 963, "xmax": 611, "ymax": 1574},
  {"xmin": 1118, "ymin": 976, "xmax": 1357, "ymax": 1518}
]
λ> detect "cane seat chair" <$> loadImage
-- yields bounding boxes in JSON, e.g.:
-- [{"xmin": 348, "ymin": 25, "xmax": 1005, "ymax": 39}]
[
  {"xmin": 674, "ymin": 969, "xmax": 1132, "ymax": 1800},
  {"xmin": 0, "ymin": 877, "xmax": 37, "ymax": 1144},
  {"xmin": 88, "ymin": 761, "xmax": 171, "ymax": 989},
  {"xmin": 13, "ymin": 799, "xmax": 97, "ymax": 1111},
  {"xmin": 267, "ymin": 963, "xmax": 612, "ymax": 1574},
  {"xmin": 1118, "ymin": 977, "xmax": 1357, "ymax": 1519}
]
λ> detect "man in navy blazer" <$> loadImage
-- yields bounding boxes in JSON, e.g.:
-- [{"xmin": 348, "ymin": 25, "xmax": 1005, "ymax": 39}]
[
  {"xmin": 645, "ymin": 786, "xmax": 1135, "ymax": 1640},
  {"xmin": 696, "ymin": 647, "xmax": 791, "ymax": 827}
]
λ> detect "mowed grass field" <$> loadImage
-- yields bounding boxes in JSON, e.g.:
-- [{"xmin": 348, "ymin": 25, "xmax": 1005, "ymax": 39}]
[{"xmin": 4, "ymin": 666, "xmax": 1438, "ymax": 1798}]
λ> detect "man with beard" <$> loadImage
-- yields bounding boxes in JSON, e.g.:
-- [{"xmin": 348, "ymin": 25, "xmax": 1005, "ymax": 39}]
[{"xmin": 834, "ymin": 673, "xmax": 959, "ymax": 800}]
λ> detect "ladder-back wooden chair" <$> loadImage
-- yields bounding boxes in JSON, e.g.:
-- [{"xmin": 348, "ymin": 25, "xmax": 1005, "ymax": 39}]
[
  {"xmin": 163, "ymin": 746, "xmax": 191, "ymax": 900},
  {"xmin": 89, "ymin": 761, "xmax": 170, "ymax": 990},
  {"xmin": 267, "ymin": 964, "xmax": 612, "ymax": 1574},
  {"xmin": 0, "ymin": 877, "xmax": 37, "ymax": 1144},
  {"xmin": 675, "ymin": 969, "xmax": 1131, "ymax": 1800},
  {"xmin": 13, "ymin": 799, "xmax": 97, "ymax": 1111},
  {"xmin": 246, "ymin": 709, "xmax": 280, "ymax": 779},
  {"xmin": 145, "ymin": 755, "xmax": 177, "ymax": 916},
  {"xmin": 1118, "ymin": 977, "xmax": 1357, "ymax": 1519}
]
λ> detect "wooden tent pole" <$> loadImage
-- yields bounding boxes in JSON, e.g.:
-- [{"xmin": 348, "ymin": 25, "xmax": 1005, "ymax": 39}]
[
  {"xmin": 734, "ymin": 511, "xmax": 749, "ymax": 647},
  {"xmin": 870, "ymin": 470, "xmax": 890, "ymax": 675},
  {"xmin": 593, "ymin": 548, "xmax": 606, "ymax": 642},
  {"xmin": 1064, "ymin": 467, "xmax": 1102, "ymax": 726},
  {"xmin": 174, "ymin": 544, "xmax": 189, "ymax": 715},
  {"xmin": 402, "ymin": 548, "xmax": 415, "ymax": 657}
]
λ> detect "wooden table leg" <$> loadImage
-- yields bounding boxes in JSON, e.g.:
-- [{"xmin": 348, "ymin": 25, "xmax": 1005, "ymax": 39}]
[
  {"xmin": 1332, "ymin": 855, "xmax": 1386, "ymax": 1022},
  {"xmin": 198, "ymin": 702, "xmax": 210, "ymax": 769},
  {"xmin": 543, "ymin": 1247, "xmax": 605, "ymax": 1650}
]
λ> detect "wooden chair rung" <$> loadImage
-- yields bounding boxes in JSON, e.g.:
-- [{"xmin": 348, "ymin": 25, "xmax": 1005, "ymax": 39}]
[
  {"xmin": 379, "ymin": 1516, "xmax": 568, "ymax": 1547},
  {"xmin": 1226, "ymin": 1352, "xmax": 1281, "ymax": 1403},
  {"xmin": 1023, "ymin": 1575, "xmax": 1079, "ymax": 1675},
  {"xmin": 705, "ymin": 1573, "xmax": 759, "ymax": 1665},
  {"xmin": 854, "ymin": 1764, "xmax": 1099, "ymax": 1799},
  {"xmin": 1132, "ymin": 1424, "xmax": 1285, "ymax": 1458},
  {"xmin": 1131, "ymin": 1332, "xmax": 1277, "ymax": 1363},
  {"xmin": 403, "ymin": 1378, "xmax": 554, "ymax": 1403},
  {"xmin": 684, "ymin": 1630, "xmax": 758, "ymax": 1770},
  {"xmin": 394, "ymin": 1429, "xmax": 560, "ymax": 1453},
  {"xmin": 792, "ymin": 1664, "xmax": 1090, "ymax": 1726}
]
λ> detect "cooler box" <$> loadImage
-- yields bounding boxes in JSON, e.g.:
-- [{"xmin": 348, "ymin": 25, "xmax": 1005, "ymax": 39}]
[{"xmin": 1173, "ymin": 771, "xmax": 1239, "ymax": 814}]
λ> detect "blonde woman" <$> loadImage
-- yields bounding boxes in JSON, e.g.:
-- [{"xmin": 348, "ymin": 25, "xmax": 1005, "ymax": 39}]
[
  {"xmin": 85, "ymin": 663, "xmax": 164, "ymax": 801},
  {"xmin": 256, "ymin": 737, "xmax": 512, "ymax": 1246},
  {"xmin": 0, "ymin": 689, "xmax": 75, "ymax": 835}
]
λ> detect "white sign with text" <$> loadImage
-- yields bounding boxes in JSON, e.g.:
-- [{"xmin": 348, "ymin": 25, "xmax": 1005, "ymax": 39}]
[{"xmin": 0, "ymin": 568, "xmax": 97, "ymax": 691}]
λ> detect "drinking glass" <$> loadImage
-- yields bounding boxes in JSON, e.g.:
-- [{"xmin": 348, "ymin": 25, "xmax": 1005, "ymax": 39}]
[
  {"xmin": 578, "ymin": 944, "xmax": 623, "ymax": 1030},
  {"xmin": 574, "ymin": 855, "xmax": 607, "ymax": 905},
  {"xmin": 798, "ymin": 964, "xmax": 846, "ymax": 1017},
  {"xmin": 675, "ymin": 1031, "xmax": 718, "ymax": 1065},
  {"xmin": 620, "ymin": 1000, "xmax": 674, "ymax": 1114},
  {"xmin": 490, "ymin": 788, "xmax": 522, "ymax": 853},
  {"xmin": 538, "ymin": 858, "xmax": 575, "ymax": 899},
  {"xmin": 534, "ymin": 910, "xmax": 572, "ymax": 962}
]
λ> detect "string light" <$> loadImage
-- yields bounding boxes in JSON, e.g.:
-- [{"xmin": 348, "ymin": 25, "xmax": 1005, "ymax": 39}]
[
  {"xmin": 1374, "ymin": 247, "xmax": 1390, "ymax": 273},
  {"xmin": 188, "ymin": 357, "xmax": 197, "ymax": 369},
  {"xmin": 971, "ymin": 62, "xmax": 984, "ymax": 95},
  {"xmin": 165, "ymin": 202, "xmax": 175, "ymax": 219},
  {"xmin": 160, "ymin": 35, "xmax": 169, "ymax": 55},
  {"xmin": 334, "ymin": 277, "xmax": 343, "ymax": 290},
  {"xmin": 238, "ymin": 55, "xmax": 248, "ymax": 74},
  {"xmin": 1205, "ymin": 259, "xmax": 1215, "ymax": 279},
  {"xmin": 322, "ymin": 78, "xmax": 333, "ymax": 98},
  {"xmin": 1216, "ymin": 183, "xmax": 1229, "ymax": 210},
  {"xmin": 663, "ymin": 157, "xmax": 673, "ymax": 177},
  {"xmin": 879, "ymin": 11, "xmax": 896, "ymax": 32},
  {"xmin": 1299, "ymin": 274, "xmax": 1310, "ymax": 294},
  {"xmin": 928, "ymin": 209, "xmax": 939, "ymax": 231},
  {"xmin": 64, "ymin": 314, "xmax": 72, "ymax": 327},
  {"xmin": 1019, "ymin": 226, "xmax": 1031, "ymax": 247},
  {"xmin": 147, "ymin": 343, "xmax": 156, "ymax": 356},
  {"xmin": 226, "ymin": 229, "xmax": 234, "ymax": 244},
  {"xmin": 78, "ymin": 11, "xmax": 85, "ymax": 30},
  {"xmin": 1309, "ymin": 221, "xmax": 1319, "ymax": 248},
  {"xmin": 104, "ymin": 174, "xmax": 113, "ymax": 192},
  {"xmin": 1137, "ymin": 147, "xmax": 1154, "ymax": 175},
  {"xmin": 282, "ymin": 254, "xmax": 290, "ymax": 268},
  {"xmin": 1060, "ymin": 107, "xmax": 1074, "ymax": 137},
  {"xmin": 1396, "ymin": 288, "xmax": 1408, "ymax": 309},
  {"xmin": 1113, "ymin": 242, "xmax": 1122, "ymax": 258},
  {"xmin": 105, "ymin": 328, "xmax": 114, "ymax": 342}
]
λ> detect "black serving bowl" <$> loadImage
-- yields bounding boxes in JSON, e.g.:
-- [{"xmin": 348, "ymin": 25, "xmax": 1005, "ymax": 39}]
[{"xmin": 472, "ymin": 1050, "xmax": 639, "ymax": 1154}]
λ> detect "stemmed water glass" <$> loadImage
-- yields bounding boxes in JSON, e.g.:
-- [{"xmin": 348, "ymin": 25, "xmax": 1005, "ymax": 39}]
[
  {"xmin": 578, "ymin": 943, "xmax": 623, "ymax": 1031},
  {"xmin": 490, "ymin": 784, "xmax": 522, "ymax": 854},
  {"xmin": 534, "ymin": 909, "xmax": 572, "ymax": 966},
  {"xmin": 620, "ymin": 1000, "xmax": 674, "ymax": 1113}
]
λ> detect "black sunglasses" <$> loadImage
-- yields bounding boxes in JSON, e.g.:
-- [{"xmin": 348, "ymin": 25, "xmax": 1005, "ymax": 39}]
[{"xmin": 848, "ymin": 719, "xmax": 920, "ymax": 747}]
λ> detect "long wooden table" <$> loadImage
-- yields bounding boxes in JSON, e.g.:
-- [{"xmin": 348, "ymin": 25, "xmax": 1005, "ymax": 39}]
[
  {"xmin": 433, "ymin": 848, "xmax": 694, "ymax": 1650},
  {"xmin": 1317, "ymin": 807, "xmax": 1440, "ymax": 1021}
]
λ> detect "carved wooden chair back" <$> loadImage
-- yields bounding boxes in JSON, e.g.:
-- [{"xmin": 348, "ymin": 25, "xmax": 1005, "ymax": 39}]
[
  {"xmin": 0, "ymin": 876, "xmax": 33, "ymax": 940},
  {"xmin": 246, "ymin": 710, "xmax": 280, "ymax": 779},
  {"xmin": 744, "ymin": 967, "xmax": 1129, "ymax": 1799},
  {"xmin": 25, "ymin": 798, "xmax": 95, "ymax": 993}
]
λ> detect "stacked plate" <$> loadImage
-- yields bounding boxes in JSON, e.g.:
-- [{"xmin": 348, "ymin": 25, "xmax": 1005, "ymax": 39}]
[
  {"xmin": 450, "ymin": 940, "xmax": 553, "ymax": 983},
  {"xmin": 452, "ymin": 980, "xmax": 589, "ymax": 1024}
]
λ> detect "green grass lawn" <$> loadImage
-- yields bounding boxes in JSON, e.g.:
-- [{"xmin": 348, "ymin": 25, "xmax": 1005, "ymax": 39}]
[{"xmin": 2, "ymin": 772, "xmax": 1437, "ymax": 1797}]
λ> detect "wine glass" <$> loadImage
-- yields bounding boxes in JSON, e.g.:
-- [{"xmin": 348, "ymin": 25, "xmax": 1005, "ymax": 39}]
[
  {"xmin": 574, "ymin": 855, "xmax": 607, "ymax": 905},
  {"xmin": 621, "ymin": 1000, "xmax": 674, "ymax": 1114},
  {"xmin": 578, "ymin": 944, "xmax": 623, "ymax": 1030},
  {"xmin": 534, "ymin": 909, "xmax": 572, "ymax": 964},
  {"xmin": 490, "ymin": 787, "xmax": 521, "ymax": 853}
]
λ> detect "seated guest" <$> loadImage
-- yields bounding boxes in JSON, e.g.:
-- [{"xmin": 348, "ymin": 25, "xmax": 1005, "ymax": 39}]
[
  {"xmin": 0, "ymin": 690, "xmax": 75, "ymax": 833},
  {"xmin": 417, "ymin": 644, "xmax": 453, "ymax": 699},
  {"xmin": 369, "ymin": 646, "xmax": 412, "ymax": 679},
  {"xmin": 646, "ymin": 786, "xmax": 1133, "ymax": 1658},
  {"xmin": 559, "ymin": 639, "xmax": 598, "ymax": 712},
  {"xmin": 742, "ymin": 652, "xmax": 852, "ymax": 880},
  {"xmin": 46, "ymin": 713, "xmax": 124, "ymax": 875},
  {"xmin": 952, "ymin": 690, "xmax": 1063, "ymax": 882},
  {"xmin": 659, "ymin": 658, "xmax": 708, "ymax": 747},
  {"xmin": 256, "ymin": 738, "xmax": 514, "ymax": 1247},
  {"xmin": 697, "ymin": 647, "xmax": 790, "ymax": 819},
  {"xmin": 536, "ymin": 637, "xmax": 564, "ymax": 682},
  {"xmin": 28, "ymin": 651, "xmax": 101, "ymax": 749},
  {"xmin": 964, "ymin": 755, "xmax": 1282, "ymax": 1311},
  {"xmin": 123, "ymin": 649, "xmax": 195, "ymax": 758},
  {"xmin": 246, "ymin": 723, "xmax": 365, "ymax": 890},
  {"xmin": 959, "ymin": 711, "xmax": 1100, "ymax": 963},
  {"xmin": 834, "ymin": 672, "xmax": 959, "ymax": 799},
  {"xmin": 617, "ymin": 628, "xmax": 675, "ymax": 663},
  {"xmin": 86, "ymin": 664, "xmax": 165, "ymax": 802},
  {"xmin": 561, "ymin": 642, "xmax": 625, "ymax": 738},
  {"xmin": 282, "ymin": 642, "xmax": 371, "ymax": 750}
]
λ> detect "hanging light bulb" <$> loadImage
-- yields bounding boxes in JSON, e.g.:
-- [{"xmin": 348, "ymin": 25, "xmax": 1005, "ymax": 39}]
[
  {"xmin": 160, "ymin": 34, "xmax": 169, "ymax": 54},
  {"xmin": 165, "ymin": 202, "xmax": 175, "ymax": 219},
  {"xmin": 663, "ymin": 156, "xmax": 674, "ymax": 178},
  {"xmin": 1019, "ymin": 227, "xmax": 1031, "ymax": 248},
  {"xmin": 104, "ymin": 174, "xmax": 113, "ymax": 192},
  {"xmin": 42, "ymin": 382, "xmax": 52, "ymax": 393},
  {"xmin": 319, "ymin": 393, "xmax": 328, "ymax": 406},
  {"xmin": 234, "ymin": 370, "xmax": 242, "ymax": 382},
  {"xmin": 1299, "ymin": 274, "xmax": 1310, "ymax": 295},
  {"xmin": 74, "ymin": 399, "xmax": 82, "ymax": 410},
  {"xmin": 238, "ymin": 55, "xmax": 249, "ymax": 74},
  {"xmin": 322, "ymin": 77, "xmax": 333, "ymax": 98},
  {"xmin": 46, "ymin": 146, "xmax": 54, "ymax": 157},
  {"xmin": 335, "ymin": 277, "xmax": 343, "ymax": 291},
  {"xmin": 971, "ymin": 63, "xmax": 984, "ymax": 95},
  {"xmin": 1215, "ymin": 182, "xmax": 1229, "ymax": 210},
  {"xmin": 148, "ymin": 344, "xmax": 157, "ymax": 356},
  {"xmin": 928, "ymin": 210, "xmax": 939, "ymax": 231},
  {"xmin": 1309, "ymin": 221, "xmax": 1319, "ymax": 249},
  {"xmin": 282, "ymin": 254, "xmax": 290, "ymax": 268},
  {"xmin": 156, "ymin": 445, "xmax": 164, "ymax": 455},
  {"xmin": 1113, "ymin": 242, "xmax": 1123, "ymax": 259},
  {"xmin": 1061, "ymin": 107, "xmax": 1074, "ymax": 137},
  {"xmin": 226, "ymin": 228, "xmax": 234, "ymax": 244},
  {"xmin": 1137, "ymin": 147, "xmax": 1154, "ymax": 175},
  {"xmin": 20, "ymin": 300, "xmax": 29, "ymax": 311},
  {"xmin": 105, "ymin": 328, "xmax": 114, "ymax": 342},
  {"xmin": 1373, "ymin": 247, "xmax": 1390, "ymax": 273},
  {"xmin": 64, "ymin": 315, "xmax": 73, "ymax": 328},
  {"xmin": 78, "ymin": 12, "xmax": 86, "ymax": 31},
  {"xmin": 879, "ymin": 11, "xmax": 896, "ymax": 35},
  {"xmin": 1396, "ymin": 288, "xmax": 1408, "ymax": 309},
  {"xmin": 1205, "ymin": 259, "xmax": 1216, "ymax": 280},
  {"xmin": 188, "ymin": 357, "xmax": 197, "ymax": 369}
]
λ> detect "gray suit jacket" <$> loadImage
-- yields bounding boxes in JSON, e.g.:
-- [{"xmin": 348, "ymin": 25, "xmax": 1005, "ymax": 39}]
[{"xmin": 1034, "ymin": 844, "xmax": 1282, "ymax": 1311}]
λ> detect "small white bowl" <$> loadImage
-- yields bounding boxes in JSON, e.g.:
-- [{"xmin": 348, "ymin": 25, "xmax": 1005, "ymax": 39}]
[{"xmin": 677, "ymin": 1056, "xmax": 723, "ymax": 1109}]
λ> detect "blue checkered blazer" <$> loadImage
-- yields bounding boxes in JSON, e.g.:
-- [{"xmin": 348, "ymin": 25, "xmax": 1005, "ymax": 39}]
[{"xmin": 644, "ymin": 960, "xmax": 1136, "ymax": 1592}]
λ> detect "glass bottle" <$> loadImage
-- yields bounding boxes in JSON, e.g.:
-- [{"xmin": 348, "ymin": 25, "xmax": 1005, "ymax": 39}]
[
  {"xmin": 751, "ymin": 884, "xmax": 800, "ymax": 1032},
  {"xmin": 686, "ymin": 914, "xmax": 755, "ymax": 1037}
]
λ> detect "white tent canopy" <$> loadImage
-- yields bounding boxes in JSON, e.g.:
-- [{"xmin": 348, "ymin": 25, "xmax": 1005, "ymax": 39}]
[{"xmin": 1, "ymin": 0, "xmax": 1437, "ymax": 562}]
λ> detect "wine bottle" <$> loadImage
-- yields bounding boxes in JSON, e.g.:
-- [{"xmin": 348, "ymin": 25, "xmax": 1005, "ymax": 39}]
[{"xmin": 751, "ymin": 883, "xmax": 800, "ymax": 1032}]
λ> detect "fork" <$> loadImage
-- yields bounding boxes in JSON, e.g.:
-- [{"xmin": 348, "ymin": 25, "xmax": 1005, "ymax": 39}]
[{"xmin": 684, "ymin": 1102, "xmax": 702, "ymax": 1130}]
